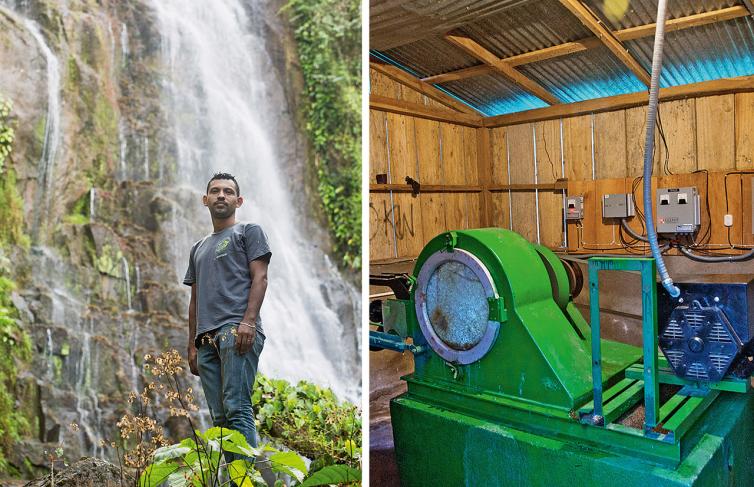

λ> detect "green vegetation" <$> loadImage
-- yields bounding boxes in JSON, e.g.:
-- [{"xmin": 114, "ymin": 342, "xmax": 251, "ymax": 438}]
[
  {"xmin": 111, "ymin": 351, "xmax": 360, "ymax": 486},
  {"xmin": 140, "ymin": 427, "xmax": 359, "ymax": 486},
  {"xmin": 0, "ymin": 97, "xmax": 30, "ymax": 249},
  {"xmin": 253, "ymin": 375, "xmax": 361, "ymax": 470},
  {"xmin": 64, "ymin": 191, "xmax": 90, "ymax": 225},
  {"xmin": 285, "ymin": 0, "xmax": 361, "ymax": 270},
  {"xmin": 0, "ymin": 268, "xmax": 32, "ymax": 472}
]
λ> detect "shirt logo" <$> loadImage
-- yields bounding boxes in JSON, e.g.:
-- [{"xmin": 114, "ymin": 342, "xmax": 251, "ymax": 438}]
[{"xmin": 216, "ymin": 238, "xmax": 230, "ymax": 258}]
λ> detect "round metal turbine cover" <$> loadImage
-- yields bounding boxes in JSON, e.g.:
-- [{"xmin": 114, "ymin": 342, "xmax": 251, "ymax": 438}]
[{"xmin": 415, "ymin": 248, "xmax": 500, "ymax": 364}]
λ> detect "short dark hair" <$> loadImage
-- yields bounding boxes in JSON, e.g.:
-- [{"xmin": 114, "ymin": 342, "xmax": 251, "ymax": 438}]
[{"xmin": 206, "ymin": 172, "xmax": 240, "ymax": 196}]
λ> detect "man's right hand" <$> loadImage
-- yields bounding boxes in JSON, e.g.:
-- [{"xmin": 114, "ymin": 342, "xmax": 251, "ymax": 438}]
[{"xmin": 188, "ymin": 345, "xmax": 199, "ymax": 376}]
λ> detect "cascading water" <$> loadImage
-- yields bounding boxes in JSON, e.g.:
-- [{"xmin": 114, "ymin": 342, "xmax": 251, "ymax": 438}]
[
  {"xmin": 23, "ymin": 18, "xmax": 60, "ymax": 239},
  {"xmin": 149, "ymin": 0, "xmax": 360, "ymax": 401}
]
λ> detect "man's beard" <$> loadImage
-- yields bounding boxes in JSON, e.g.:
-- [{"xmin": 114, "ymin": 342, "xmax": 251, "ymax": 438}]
[{"xmin": 209, "ymin": 204, "xmax": 234, "ymax": 219}]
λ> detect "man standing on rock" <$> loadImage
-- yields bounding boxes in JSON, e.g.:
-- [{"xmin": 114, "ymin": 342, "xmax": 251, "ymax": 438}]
[{"xmin": 183, "ymin": 172, "xmax": 271, "ymax": 452}]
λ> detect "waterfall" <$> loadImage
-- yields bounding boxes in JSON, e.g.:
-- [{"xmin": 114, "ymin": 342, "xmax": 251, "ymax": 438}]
[
  {"xmin": 143, "ymin": 135, "xmax": 149, "ymax": 180},
  {"xmin": 23, "ymin": 18, "xmax": 61, "ymax": 239},
  {"xmin": 120, "ymin": 22, "xmax": 129, "ymax": 67},
  {"xmin": 89, "ymin": 187, "xmax": 96, "ymax": 221},
  {"xmin": 150, "ymin": 0, "xmax": 360, "ymax": 401},
  {"xmin": 75, "ymin": 317, "xmax": 102, "ymax": 458},
  {"xmin": 118, "ymin": 119, "xmax": 127, "ymax": 180},
  {"xmin": 45, "ymin": 328, "xmax": 54, "ymax": 381},
  {"xmin": 122, "ymin": 256, "xmax": 132, "ymax": 311}
]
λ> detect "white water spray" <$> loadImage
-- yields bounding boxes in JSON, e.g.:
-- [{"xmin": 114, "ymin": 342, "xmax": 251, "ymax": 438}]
[
  {"xmin": 122, "ymin": 256, "xmax": 132, "ymax": 310},
  {"xmin": 24, "ymin": 19, "xmax": 60, "ymax": 235}
]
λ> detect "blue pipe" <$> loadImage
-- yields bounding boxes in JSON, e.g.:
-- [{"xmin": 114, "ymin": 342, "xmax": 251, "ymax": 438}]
[{"xmin": 642, "ymin": 0, "xmax": 680, "ymax": 298}]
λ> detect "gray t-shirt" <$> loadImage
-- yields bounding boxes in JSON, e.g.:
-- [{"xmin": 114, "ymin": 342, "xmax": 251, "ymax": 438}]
[{"xmin": 183, "ymin": 222, "xmax": 271, "ymax": 339}]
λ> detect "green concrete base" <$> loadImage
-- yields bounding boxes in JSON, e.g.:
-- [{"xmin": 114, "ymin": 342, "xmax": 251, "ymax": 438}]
[{"xmin": 391, "ymin": 392, "xmax": 754, "ymax": 486}]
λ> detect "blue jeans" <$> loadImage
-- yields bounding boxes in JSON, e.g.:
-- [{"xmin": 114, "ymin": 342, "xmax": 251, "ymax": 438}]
[{"xmin": 197, "ymin": 323, "xmax": 265, "ymax": 459}]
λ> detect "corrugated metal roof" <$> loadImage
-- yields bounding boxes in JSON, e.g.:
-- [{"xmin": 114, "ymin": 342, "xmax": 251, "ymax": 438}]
[
  {"xmin": 441, "ymin": 73, "xmax": 549, "ymax": 115},
  {"xmin": 371, "ymin": 1, "xmax": 754, "ymax": 116},
  {"xmin": 519, "ymin": 46, "xmax": 646, "ymax": 103},
  {"xmin": 380, "ymin": 37, "xmax": 481, "ymax": 78},
  {"xmin": 456, "ymin": 0, "xmax": 592, "ymax": 58},
  {"xmin": 626, "ymin": 16, "xmax": 754, "ymax": 87},
  {"xmin": 581, "ymin": 0, "xmax": 739, "ymax": 31},
  {"xmin": 370, "ymin": 0, "xmax": 533, "ymax": 50}
]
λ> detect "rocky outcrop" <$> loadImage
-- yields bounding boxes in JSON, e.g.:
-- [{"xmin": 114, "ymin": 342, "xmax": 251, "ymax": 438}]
[{"xmin": 23, "ymin": 457, "xmax": 131, "ymax": 487}]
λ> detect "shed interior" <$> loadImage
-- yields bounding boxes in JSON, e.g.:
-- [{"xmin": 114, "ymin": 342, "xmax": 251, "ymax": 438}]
[{"xmin": 369, "ymin": 1, "xmax": 754, "ymax": 485}]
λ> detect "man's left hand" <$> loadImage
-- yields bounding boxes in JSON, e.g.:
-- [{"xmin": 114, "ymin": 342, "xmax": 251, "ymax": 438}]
[{"xmin": 236, "ymin": 322, "xmax": 256, "ymax": 354}]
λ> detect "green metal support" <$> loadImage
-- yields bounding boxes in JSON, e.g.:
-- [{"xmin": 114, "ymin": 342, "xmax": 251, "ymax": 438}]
[{"xmin": 586, "ymin": 258, "xmax": 658, "ymax": 430}]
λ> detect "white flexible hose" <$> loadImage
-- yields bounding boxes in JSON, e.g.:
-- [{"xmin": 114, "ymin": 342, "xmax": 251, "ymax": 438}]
[{"xmin": 642, "ymin": 0, "xmax": 679, "ymax": 297}]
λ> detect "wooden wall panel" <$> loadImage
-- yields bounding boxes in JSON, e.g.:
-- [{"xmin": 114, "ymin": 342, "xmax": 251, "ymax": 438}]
[
  {"xmin": 696, "ymin": 95, "xmax": 735, "ymax": 172},
  {"xmin": 370, "ymin": 108, "xmax": 393, "ymax": 260},
  {"xmin": 370, "ymin": 110, "xmax": 388, "ymax": 182},
  {"xmin": 370, "ymin": 69, "xmax": 400, "ymax": 98},
  {"xmin": 507, "ymin": 123, "xmax": 537, "ymax": 242},
  {"xmin": 370, "ymin": 64, "xmax": 754, "ymax": 260},
  {"xmin": 736, "ymin": 93, "xmax": 754, "ymax": 169},
  {"xmin": 370, "ymin": 194, "xmax": 394, "ymax": 261},
  {"xmin": 535, "ymin": 119, "xmax": 564, "ymax": 248},
  {"xmin": 392, "ymin": 193, "xmax": 424, "ymax": 257},
  {"xmin": 594, "ymin": 111, "xmax": 626, "ymax": 179},
  {"xmin": 566, "ymin": 180, "xmax": 595, "ymax": 251},
  {"xmin": 563, "ymin": 115, "xmax": 593, "ymax": 181},
  {"xmin": 386, "ymin": 113, "xmax": 416, "ymax": 183},
  {"xmin": 594, "ymin": 178, "xmax": 628, "ymax": 250},
  {"xmin": 623, "ymin": 175, "xmax": 655, "ymax": 253},
  {"xmin": 489, "ymin": 127, "xmax": 511, "ymax": 229},
  {"xmin": 490, "ymin": 127, "xmax": 508, "ymax": 185},
  {"xmin": 463, "ymin": 126, "xmax": 480, "ymax": 229},
  {"xmin": 440, "ymin": 123, "xmax": 468, "ymax": 231},
  {"xmin": 658, "ymin": 99, "xmax": 696, "ymax": 175},
  {"xmin": 741, "ymin": 175, "xmax": 754, "ymax": 247},
  {"xmin": 415, "ymin": 118, "xmax": 446, "ymax": 243},
  {"xmin": 625, "ymin": 105, "xmax": 659, "ymax": 177}
]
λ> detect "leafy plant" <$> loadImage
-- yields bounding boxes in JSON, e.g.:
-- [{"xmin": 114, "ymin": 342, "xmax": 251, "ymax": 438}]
[
  {"xmin": 101, "ymin": 351, "xmax": 360, "ymax": 486},
  {"xmin": 0, "ymin": 270, "xmax": 32, "ymax": 472},
  {"xmin": 284, "ymin": 0, "xmax": 361, "ymax": 270},
  {"xmin": 253, "ymin": 375, "xmax": 361, "ymax": 469},
  {"xmin": 0, "ymin": 97, "xmax": 29, "ymax": 249}
]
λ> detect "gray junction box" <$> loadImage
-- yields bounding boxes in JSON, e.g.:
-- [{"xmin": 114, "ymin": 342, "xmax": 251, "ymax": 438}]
[
  {"xmin": 602, "ymin": 193, "xmax": 635, "ymax": 218},
  {"xmin": 657, "ymin": 186, "xmax": 700, "ymax": 234}
]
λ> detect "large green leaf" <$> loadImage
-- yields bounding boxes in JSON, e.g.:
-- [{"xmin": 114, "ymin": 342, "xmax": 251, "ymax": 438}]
[
  {"xmin": 228, "ymin": 459, "xmax": 255, "ymax": 487},
  {"xmin": 138, "ymin": 462, "xmax": 181, "ymax": 487},
  {"xmin": 165, "ymin": 467, "xmax": 193, "ymax": 487},
  {"xmin": 152, "ymin": 443, "xmax": 192, "ymax": 463},
  {"xmin": 269, "ymin": 451, "xmax": 307, "ymax": 482},
  {"xmin": 300, "ymin": 465, "xmax": 362, "ymax": 486}
]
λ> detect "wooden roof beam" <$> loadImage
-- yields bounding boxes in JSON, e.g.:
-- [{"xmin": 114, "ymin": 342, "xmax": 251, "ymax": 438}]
[
  {"xmin": 369, "ymin": 62, "xmax": 482, "ymax": 116},
  {"xmin": 558, "ymin": 0, "xmax": 651, "ymax": 86},
  {"xmin": 742, "ymin": 0, "xmax": 754, "ymax": 16},
  {"xmin": 444, "ymin": 34, "xmax": 561, "ymax": 105},
  {"xmin": 482, "ymin": 74, "xmax": 754, "ymax": 128},
  {"xmin": 423, "ymin": 6, "xmax": 749, "ymax": 84},
  {"xmin": 370, "ymin": 95, "xmax": 483, "ymax": 127}
]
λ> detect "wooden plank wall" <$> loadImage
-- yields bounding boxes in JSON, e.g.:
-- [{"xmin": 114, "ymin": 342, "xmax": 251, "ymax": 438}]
[
  {"xmin": 561, "ymin": 94, "xmax": 754, "ymax": 254},
  {"xmin": 369, "ymin": 69, "xmax": 482, "ymax": 261},
  {"xmin": 370, "ymin": 65, "xmax": 754, "ymax": 261}
]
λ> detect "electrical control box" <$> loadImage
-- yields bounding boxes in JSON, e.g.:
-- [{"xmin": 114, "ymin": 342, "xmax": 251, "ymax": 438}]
[
  {"xmin": 565, "ymin": 196, "xmax": 583, "ymax": 220},
  {"xmin": 657, "ymin": 187, "xmax": 700, "ymax": 234},
  {"xmin": 602, "ymin": 193, "xmax": 635, "ymax": 218}
]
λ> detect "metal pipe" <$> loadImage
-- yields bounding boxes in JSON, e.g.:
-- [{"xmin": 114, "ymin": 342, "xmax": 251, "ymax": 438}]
[{"xmin": 642, "ymin": 0, "xmax": 679, "ymax": 297}]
